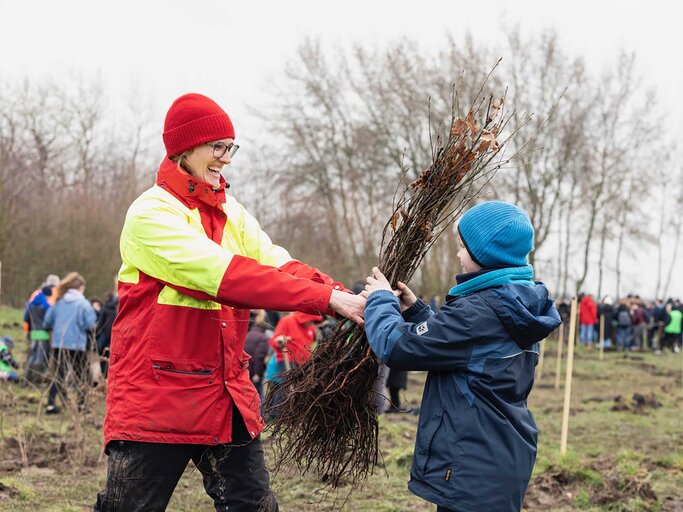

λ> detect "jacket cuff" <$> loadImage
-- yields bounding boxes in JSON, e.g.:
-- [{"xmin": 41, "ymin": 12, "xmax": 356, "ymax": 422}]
[
  {"xmin": 402, "ymin": 298, "xmax": 429, "ymax": 321},
  {"xmin": 367, "ymin": 289, "xmax": 397, "ymax": 302}
]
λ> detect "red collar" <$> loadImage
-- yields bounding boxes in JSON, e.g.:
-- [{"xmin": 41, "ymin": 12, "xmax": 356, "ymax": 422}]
[{"xmin": 156, "ymin": 157, "xmax": 227, "ymax": 209}]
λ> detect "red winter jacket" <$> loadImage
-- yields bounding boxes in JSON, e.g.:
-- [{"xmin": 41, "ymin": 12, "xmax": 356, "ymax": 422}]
[
  {"xmin": 103, "ymin": 158, "xmax": 343, "ymax": 449},
  {"xmin": 268, "ymin": 312, "xmax": 322, "ymax": 366},
  {"xmin": 579, "ymin": 296, "xmax": 598, "ymax": 325}
]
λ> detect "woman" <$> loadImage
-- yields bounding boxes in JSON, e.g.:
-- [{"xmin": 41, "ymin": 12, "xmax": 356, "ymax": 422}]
[
  {"xmin": 43, "ymin": 272, "xmax": 97, "ymax": 414},
  {"xmin": 95, "ymin": 93, "xmax": 365, "ymax": 512}
]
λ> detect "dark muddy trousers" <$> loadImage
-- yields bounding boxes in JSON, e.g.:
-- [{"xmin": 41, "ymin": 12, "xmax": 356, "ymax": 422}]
[{"xmin": 94, "ymin": 409, "xmax": 278, "ymax": 512}]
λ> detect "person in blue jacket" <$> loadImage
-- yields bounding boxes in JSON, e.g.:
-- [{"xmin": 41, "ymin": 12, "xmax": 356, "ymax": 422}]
[
  {"xmin": 44, "ymin": 272, "xmax": 97, "ymax": 414},
  {"xmin": 363, "ymin": 201, "xmax": 561, "ymax": 512}
]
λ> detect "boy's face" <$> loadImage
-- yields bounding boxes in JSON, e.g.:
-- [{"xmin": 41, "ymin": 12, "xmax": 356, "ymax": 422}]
[{"xmin": 457, "ymin": 245, "xmax": 482, "ymax": 273}]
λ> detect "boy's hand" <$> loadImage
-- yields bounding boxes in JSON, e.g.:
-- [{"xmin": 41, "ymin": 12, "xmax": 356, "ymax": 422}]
[
  {"xmin": 395, "ymin": 281, "xmax": 417, "ymax": 312},
  {"xmin": 362, "ymin": 269, "xmax": 418, "ymax": 313},
  {"xmin": 364, "ymin": 267, "xmax": 393, "ymax": 295},
  {"xmin": 363, "ymin": 267, "xmax": 404, "ymax": 302}
]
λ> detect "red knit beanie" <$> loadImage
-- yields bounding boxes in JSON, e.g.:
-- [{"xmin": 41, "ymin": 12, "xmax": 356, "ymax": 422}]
[{"xmin": 162, "ymin": 93, "xmax": 235, "ymax": 156}]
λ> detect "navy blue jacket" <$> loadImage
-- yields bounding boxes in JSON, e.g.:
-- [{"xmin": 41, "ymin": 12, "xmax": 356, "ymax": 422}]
[{"xmin": 365, "ymin": 283, "xmax": 561, "ymax": 512}]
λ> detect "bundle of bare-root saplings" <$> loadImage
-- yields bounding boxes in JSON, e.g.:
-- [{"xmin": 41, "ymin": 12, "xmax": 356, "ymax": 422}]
[{"xmin": 265, "ymin": 77, "xmax": 526, "ymax": 489}]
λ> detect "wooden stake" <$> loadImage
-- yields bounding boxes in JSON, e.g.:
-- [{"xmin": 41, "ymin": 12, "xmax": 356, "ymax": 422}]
[
  {"xmin": 560, "ymin": 297, "xmax": 578, "ymax": 455},
  {"xmin": 536, "ymin": 339, "xmax": 546, "ymax": 382},
  {"xmin": 554, "ymin": 324, "xmax": 564, "ymax": 390},
  {"xmin": 574, "ymin": 307, "xmax": 580, "ymax": 347},
  {"xmin": 599, "ymin": 314, "xmax": 605, "ymax": 361}
]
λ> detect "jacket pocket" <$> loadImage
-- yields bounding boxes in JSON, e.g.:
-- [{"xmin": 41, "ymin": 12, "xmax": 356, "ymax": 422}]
[
  {"xmin": 143, "ymin": 359, "xmax": 220, "ymax": 436},
  {"xmin": 415, "ymin": 408, "xmax": 445, "ymax": 478},
  {"xmin": 152, "ymin": 366, "xmax": 212, "ymax": 375}
]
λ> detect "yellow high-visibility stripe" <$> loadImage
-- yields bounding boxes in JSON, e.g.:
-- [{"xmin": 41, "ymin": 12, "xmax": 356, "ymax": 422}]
[
  {"xmin": 120, "ymin": 186, "xmax": 231, "ymax": 298},
  {"xmin": 223, "ymin": 196, "xmax": 292, "ymax": 268},
  {"xmin": 118, "ymin": 265, "xmax": 140, "ymax": 284},
  {"xmin": 157, "ymin": 285, "xmax": 221, "ymax": 309},
  {"xmin": 118, "ymin": 185, "xmax": 294, "ymax": 308}
]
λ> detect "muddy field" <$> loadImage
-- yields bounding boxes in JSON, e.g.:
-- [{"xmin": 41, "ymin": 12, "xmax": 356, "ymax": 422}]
[{"xmin": 1, "ymin": 307, "xmax": 682, "ymax": 511}]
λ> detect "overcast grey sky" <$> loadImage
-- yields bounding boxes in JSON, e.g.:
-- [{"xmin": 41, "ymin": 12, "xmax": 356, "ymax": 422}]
[
  {"xmin": 2, "ymin": 0, "xmax": 679, "ymax": 130},
  {"xmin": 1, "ymin": 0, "xmax": 681, "ymax": 297}
]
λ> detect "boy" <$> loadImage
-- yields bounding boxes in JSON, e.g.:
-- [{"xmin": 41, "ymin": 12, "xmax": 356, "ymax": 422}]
[{"xmin": 363, "ymin": 201, "xmax": 561, "ymax": 512}]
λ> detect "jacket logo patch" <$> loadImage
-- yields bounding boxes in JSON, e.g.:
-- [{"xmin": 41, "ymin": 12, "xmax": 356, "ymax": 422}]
[{"xmin": 416, "ymin": 322, "xmax": 429, "ymax": 335}]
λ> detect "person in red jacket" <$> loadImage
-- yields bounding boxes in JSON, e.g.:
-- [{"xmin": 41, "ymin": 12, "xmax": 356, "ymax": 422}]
[
  {"xmin": 94, "ymin": 93, "xmax": 365, "ymax": 512},
  {"xmin": 266, "ymin": 312, "xmax": 322, "ymax": 421},
  {"xmin": 269, "ymin": 312, "xmax": 322, "ymax": 368},
  {"xmin": 579, "ymin": 293, "xmax": 598, "ymax": 347}
]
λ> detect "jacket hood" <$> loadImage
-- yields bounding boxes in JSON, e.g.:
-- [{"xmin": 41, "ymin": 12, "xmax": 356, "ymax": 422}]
[
  {"xmin": 484, "ymin": 283, "xmax": 561, "ymax": 349},
  {"xmin": 62, "ymin": 289, "xmax": 84, "ymax": 303}
]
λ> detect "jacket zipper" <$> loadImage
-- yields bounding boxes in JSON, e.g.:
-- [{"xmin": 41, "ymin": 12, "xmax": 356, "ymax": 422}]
[{"xmin": 152, "ymin": 365, "xmax": 213, "ymax": 375}]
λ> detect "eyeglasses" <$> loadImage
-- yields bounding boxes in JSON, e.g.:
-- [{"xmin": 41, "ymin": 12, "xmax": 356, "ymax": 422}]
[{"xmin": 205, "ymin": 142, "xmax": 240, "ymax": 159}]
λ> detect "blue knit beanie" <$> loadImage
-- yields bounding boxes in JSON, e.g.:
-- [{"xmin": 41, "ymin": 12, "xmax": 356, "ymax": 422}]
[{"xmin": 457, "ymin": 201, "xmax": 534, "ymax": 268}]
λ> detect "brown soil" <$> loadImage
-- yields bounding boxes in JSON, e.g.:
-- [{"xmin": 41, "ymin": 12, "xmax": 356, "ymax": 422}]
[
  {"xmin": 524, "ymin": 459, "xmax": 658, "ymax": 511},
  {"xmin": 662, "ymin": 497, "xmax": 683, "ymax": 511},
  {"xmin": 0, "ymin": 481, "xmax": 21, "ymax": 500},
  {"xmin": 636, "ymin": 362, "xmax": 679, "ymax": 378},
  {"xmin": 1, "ymin": 426, "xmax": 96, "ymax": 474},
  {"xmin": 611, "ymin": 393, "xmax": 662, "ymax": 414}
]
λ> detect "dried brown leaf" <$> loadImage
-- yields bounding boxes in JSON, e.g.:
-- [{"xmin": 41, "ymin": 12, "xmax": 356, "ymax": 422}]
[
  {"xmin": 390, "ymin": 211, "xmax": 400, "ymax": 231},
  {"xmin": 466, "ymin": 111, "xmax": 479, "ymax": 135},
  {"xmin": 450, "ymin": 118, "xmax": 468, "ymax": 138},
  {"xmin": 480, "ymin": 130, "xmax": 500, "ymax": 151}
]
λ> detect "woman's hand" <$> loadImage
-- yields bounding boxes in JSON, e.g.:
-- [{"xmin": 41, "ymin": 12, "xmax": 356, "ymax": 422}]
[{"xmin": 329, "ymin": 289, "xmax": 366, "ymax": 325}]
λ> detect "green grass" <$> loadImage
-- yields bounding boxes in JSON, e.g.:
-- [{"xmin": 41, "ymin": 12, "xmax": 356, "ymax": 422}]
[{"xmin": 1, "ymin": 309, "xmax": 682, "ymax": 511}]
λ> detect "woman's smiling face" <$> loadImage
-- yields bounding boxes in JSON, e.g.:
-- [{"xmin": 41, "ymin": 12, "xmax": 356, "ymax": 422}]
[{"xmin": 183, "ymin": 138, "xmax": 234, "ymax": 188}]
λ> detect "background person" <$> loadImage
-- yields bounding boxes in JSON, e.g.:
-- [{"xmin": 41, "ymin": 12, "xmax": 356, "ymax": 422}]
[
  {"xmin": 0, "ymin": 336, "xmax": 20, "ymax": 382},
  {"xmin": 268, "ymin": 311, "xmax": 323, "ymax": 370},
  {"xmin": 579, "ymin": 293, "xmax": 597, "ymax": 348},
  {"xmin": 615, "ymin": 300, "xmax": 632, "ymax": 351},
  {"xmin": 23, "ymin": 283, "xmax": 56, "ymax": 383},
  {"xmin": 244, "ymin": 309, "xmax": 271, "ymax": 399},
  {"xmin": 598, "ymin": 296, "xmax": 616, "ymax": 349},
  {"xmin": 43, "ymin": 272, "xmax": 97, "ymax": 414},
  {"xmin": 95, "ymin": 291, "xmax": 119, "ymax": 378}
]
